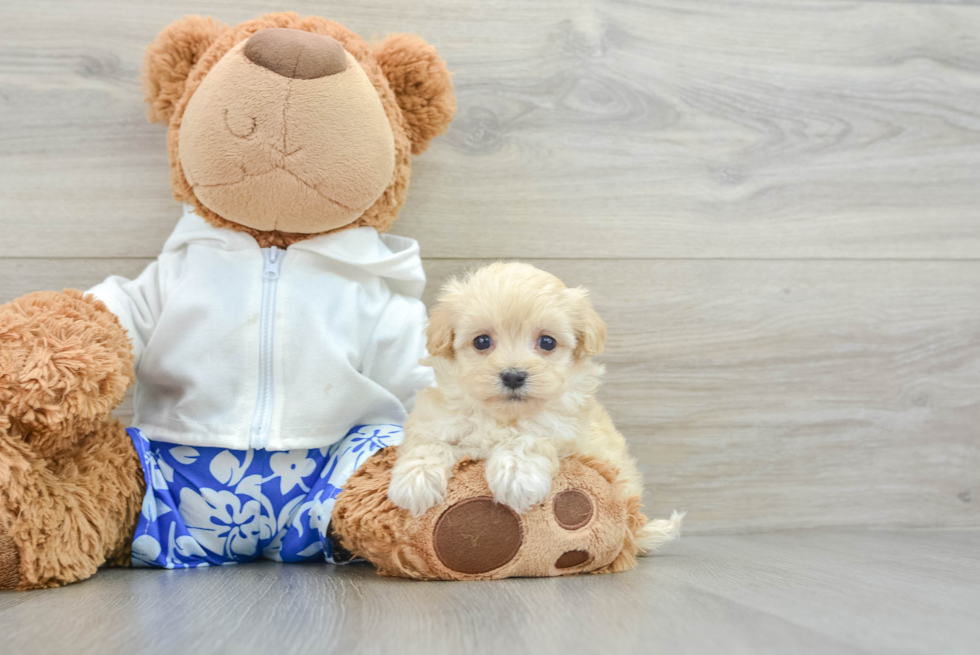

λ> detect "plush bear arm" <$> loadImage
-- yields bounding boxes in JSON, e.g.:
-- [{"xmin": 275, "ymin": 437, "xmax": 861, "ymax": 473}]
[{"xmin": 0, "ymin": 290, "xmax": 134, "ymax": 459}]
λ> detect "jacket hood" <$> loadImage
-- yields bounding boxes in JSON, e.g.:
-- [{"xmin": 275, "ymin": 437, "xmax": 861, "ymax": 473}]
[{"xmin": 163, "ymin": 205, "xmax": 427, "ymax": 298}]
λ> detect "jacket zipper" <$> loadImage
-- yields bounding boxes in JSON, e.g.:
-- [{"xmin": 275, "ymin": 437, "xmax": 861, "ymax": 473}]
[{"xmin": 249, "ymin": 246, "xmax": 284, "ymax": 449}]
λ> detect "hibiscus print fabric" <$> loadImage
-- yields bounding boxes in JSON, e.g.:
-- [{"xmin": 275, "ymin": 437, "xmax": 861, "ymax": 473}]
[{"xmin": 126, "ymin": 425, "xmax": 403, "ymax": 569}]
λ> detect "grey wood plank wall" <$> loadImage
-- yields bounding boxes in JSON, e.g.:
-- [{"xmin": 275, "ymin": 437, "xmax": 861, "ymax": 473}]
[{"xmin": 1, "ymin": 0, "xmax": 978, "ymax": 534}]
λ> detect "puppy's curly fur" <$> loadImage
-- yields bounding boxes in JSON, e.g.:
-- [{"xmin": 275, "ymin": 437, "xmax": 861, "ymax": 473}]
[{"xmin": 389, "ymin": 262, "xmax": 682, "ymax": 553}]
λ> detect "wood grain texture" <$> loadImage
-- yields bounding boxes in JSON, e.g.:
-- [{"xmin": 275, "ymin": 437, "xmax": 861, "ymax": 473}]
[
  {"xmin": 2, "ymin": 257, "xmax": 978, "ymax": 533},
  {"xmin": 2, "ymin": 1, "xmax": 980, "ymax": 258},
  {"xmin": 1, "ymin": 529, "xmax": 979, "ymax": 655}
]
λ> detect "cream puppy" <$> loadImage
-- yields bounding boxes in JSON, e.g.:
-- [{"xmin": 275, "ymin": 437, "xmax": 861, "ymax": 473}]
[{"xmin": 388, "ymin": 262, "xmax": 682, "ymax": 553}]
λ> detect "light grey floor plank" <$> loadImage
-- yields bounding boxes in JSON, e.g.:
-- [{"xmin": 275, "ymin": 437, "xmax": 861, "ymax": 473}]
[
  {"xmin": 664, "ymin": 530, "xmax": 980, "ymax": 655},
  {"xmin": 1, "ymin": 529, "xmax": 978, "ymax": 655}
]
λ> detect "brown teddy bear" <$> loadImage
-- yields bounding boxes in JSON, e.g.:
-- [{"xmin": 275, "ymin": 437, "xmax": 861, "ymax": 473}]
[{"xmin": 0, "ymin": 12, "xmax": 645, "ymax": 590}]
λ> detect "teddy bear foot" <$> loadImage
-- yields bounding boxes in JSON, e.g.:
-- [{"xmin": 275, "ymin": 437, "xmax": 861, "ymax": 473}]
[
  {"xmin": 332, "ymin": 447, "xmax": 645, "ymax": 580},
  {"xmin": 0, "ymin": 529, "xmax": 20, "ymax": 590},
  {"xmin": 0, "ymin": 417, "xmax": 144, "ymax": 591},
  {"xmin": 428, "ymin": 488, "xmax": 608, "ymax": 574}
]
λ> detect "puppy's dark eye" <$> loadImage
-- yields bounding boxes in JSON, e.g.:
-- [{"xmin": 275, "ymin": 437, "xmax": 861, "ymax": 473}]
[
  {"xmin": 473, "ymin": 334, "xmax": 493, "ymax": 351},
  {"xmin": 538, "ymin": 335, "xmax": 557, "ymax": 351}
]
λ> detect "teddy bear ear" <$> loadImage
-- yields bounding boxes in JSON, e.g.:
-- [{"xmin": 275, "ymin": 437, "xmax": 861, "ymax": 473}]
[
  {"xmin": 142, "ymin": 15, "xmax": 227, "ymax": 124},
  {"xmin": 374, "ymin": 34, "xmax": 456, "ymax": 154}
]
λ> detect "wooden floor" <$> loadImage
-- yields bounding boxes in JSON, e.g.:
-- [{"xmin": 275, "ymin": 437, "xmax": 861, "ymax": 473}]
[{"xmin": 1, "ymin": 529, "xmax": 977, "ymax": 655}]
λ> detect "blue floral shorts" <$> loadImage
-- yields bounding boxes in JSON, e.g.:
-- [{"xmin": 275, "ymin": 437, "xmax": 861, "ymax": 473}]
[{"xmin": 127, "ymin": 424, "xmax": 403, "ymax": 569}]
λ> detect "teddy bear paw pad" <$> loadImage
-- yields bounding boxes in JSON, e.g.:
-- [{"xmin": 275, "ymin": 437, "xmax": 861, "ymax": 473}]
[
  {"xmin": 432, "ymin": 496, "xmax": 523, "ymax": 574},
  {"xmin": 553, "ymin": 489, "xmax": 594, "ymax": 530},
  {"xmin": 555, "ymin": 550, "xmax": 591, "ymax": 569}
]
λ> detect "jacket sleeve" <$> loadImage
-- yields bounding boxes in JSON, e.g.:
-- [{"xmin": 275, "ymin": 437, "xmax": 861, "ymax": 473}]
[
  {"xmin": 85, "ymin": 261, "xmax": 164, "ymax": 369},
  {"xmin": 361, "ymin": 292, "xmax": 435, "ymax": 414}
]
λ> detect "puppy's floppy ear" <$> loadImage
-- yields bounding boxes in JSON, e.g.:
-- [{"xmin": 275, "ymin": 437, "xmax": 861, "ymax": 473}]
[
  {"xmin": 143, "ymin": 15, "xmax": 227, "ymax": 124},
  {"xmin": 567, "ymin": 288, "xmax": 607, "ymax": 358},
  {"xmin": 426, "ymin": 279, "xmax": 463, "ymax": 358},
  {"xmin": 426, "ymin": 304, "xmax": 455, "ymax": 358},
  {"xmin": 374, "ymin": 34, "xmax": 456, "ymax": 154}
]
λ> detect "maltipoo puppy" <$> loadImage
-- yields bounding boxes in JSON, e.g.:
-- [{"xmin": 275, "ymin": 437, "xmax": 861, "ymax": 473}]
[{"xmin": 388, "ymin": 262, "xmax": 682, "ymax": 553}]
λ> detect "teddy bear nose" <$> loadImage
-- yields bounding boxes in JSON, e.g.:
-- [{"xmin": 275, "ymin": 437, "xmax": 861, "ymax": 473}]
[{"xmin": 244, "ymin": 28, "xmax": 348, "ymax": 80}]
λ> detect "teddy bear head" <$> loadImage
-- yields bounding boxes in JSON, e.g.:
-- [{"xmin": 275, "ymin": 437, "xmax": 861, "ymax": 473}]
[{"xmin": 143, "ymin": 12, "xmax": 455, "ymax": 245}]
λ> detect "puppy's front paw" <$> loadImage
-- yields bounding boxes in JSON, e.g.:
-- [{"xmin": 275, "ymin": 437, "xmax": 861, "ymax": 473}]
[
  {"xmin": 388, "ymin": 460, "xmax": 449, "ymax": 517},
  {"xmin": 486, "ymin": 453, "xmax": 555, "ymax": 514}
]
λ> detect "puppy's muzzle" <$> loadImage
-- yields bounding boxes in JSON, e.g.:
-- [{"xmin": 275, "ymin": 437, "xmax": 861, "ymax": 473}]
[{"xmin": 500, "ymin": 369, "xmax": 528, "ymax": 390}]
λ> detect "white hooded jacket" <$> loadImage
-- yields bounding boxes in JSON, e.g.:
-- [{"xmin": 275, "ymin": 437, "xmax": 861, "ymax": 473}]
[{"xmin": 88, "ymin": 206, "xmax": 433, "ymax": 451}]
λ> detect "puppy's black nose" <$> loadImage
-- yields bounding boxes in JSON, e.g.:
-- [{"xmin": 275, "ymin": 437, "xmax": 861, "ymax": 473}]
[{"xmin": 501, "ymin": 369, "xmax": 528, "ymax": 390}]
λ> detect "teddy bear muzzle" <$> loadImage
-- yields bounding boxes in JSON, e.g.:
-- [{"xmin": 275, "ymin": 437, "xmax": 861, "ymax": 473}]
[
  {"xmin": 177, "ymin": 29, "xmax": 396, "ymax": 235},
  {"xmin": 243, "ymin": 28, "xmax": 348, "ymax": 80}
]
